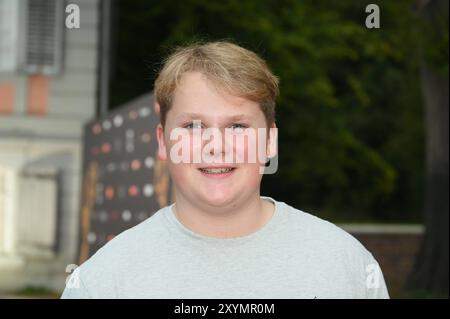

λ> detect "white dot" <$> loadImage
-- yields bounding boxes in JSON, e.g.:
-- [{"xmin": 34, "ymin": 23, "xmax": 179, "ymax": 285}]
[
  {"xmin": 106, "ymin": 163, "xmax": 116, "ymax": 172},
  {"xmin": 87, "ymin": 232, "xmax": 97, "ymax": 243},
  {"xmin": 126, "ymin": 129, "xmax": 134, "ymax": 138},
  {"xmin": 145, "ymin": 157, "xmax": 154, "ymax": 169},
  {"xmin": 138, "ymin": 211, "xmax": 147, "ymax": 221},
  {"xmin": 126, "ymin": 143, "xmax": 134, "ymax": 153},
  {"xmin": 99, "ymin": 211, "xmax": 108, "ymax": 222},
  {"xmin": 139, "ymin": 107, "xmax": 151, "ymax": 118},
  {"xmin": 143, "ymin": 184, "xmax": 154, "ymax": 197},
  {"xmin": 122, "ymin": 210, "xmax": 132, "ymax": 222},
  {"xmin": 113, "ymin": 115, "xmax": 123, "ymax": 127}
]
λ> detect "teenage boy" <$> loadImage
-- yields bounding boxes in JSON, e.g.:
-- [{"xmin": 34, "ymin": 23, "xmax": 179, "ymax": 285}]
[{"xmin": 62, "ymin": 41, "xmax": 389, "ymax": 299}]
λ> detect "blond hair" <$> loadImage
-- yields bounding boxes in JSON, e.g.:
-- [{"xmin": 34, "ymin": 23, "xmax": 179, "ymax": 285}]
[{"xmin": 154, "ymin": 41, "xmax": 279, "ymax": 127}]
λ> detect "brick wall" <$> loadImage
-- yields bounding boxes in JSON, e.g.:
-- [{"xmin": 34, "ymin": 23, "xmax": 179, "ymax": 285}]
[{"xmin": 351, "ymin": 232, "xmax": 423, "ymax": 298}]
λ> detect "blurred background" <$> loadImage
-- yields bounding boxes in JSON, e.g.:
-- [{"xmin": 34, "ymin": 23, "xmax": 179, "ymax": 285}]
[{"xmin": 0, "ymin": 0, "xmax": 447, "ymax": 299}]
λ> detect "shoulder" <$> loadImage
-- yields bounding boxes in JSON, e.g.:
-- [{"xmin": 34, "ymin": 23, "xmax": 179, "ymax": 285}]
[
  {"xmin": 88, "ymin": 207, "xmax": 168, "ymax": 262},
  {"xmin": 275, "ymin": 199, "xmax": 389, "ymax": 298},
  {"xmin": 65, "ymin": 207, "xmax": 170, "ymax": 297},
  {"xmin": 276, "ymin": 199, "xmax": 374, "ymax": 262}
]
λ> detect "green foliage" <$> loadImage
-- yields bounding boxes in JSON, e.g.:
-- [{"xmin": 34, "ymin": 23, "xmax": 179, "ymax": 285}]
[
  {"xmin": 15, "ymin": 285, "xmax": 59, "ymax": 298},
  {"xmin": 419, "ymin": 9, "xmax": 449, "ymax": 75},
  {"xmin": 110, "ymin": 0, "xmax": 441, "ymax": 222}
]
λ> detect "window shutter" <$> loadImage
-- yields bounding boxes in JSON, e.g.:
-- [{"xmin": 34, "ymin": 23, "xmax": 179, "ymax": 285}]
[
  {"xmin": 17, "ymin": 171, "xmax": 58, "ymax": 255},
  {"xmin": 19, "ymin": 0, "xmax": 64, "ymax": 75},
  {"xmin": 0, "ymin": 0, "xmax": 20, "ymax": 72}
]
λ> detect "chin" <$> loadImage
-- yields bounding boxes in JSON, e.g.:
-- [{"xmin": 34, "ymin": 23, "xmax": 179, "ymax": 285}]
[{"xmin": 200, "ymin": 191, "xmax": 237, "ymax": 208}]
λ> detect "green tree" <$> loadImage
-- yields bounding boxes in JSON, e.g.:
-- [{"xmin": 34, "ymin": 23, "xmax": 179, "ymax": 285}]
[{"xmin": 110, "ymin": 0, "xmax": 426, "ymax": 224}]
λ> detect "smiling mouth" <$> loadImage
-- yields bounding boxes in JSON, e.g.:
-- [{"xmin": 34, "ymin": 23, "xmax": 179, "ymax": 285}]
[{"xmin": 198, "ymin": 167, "xmax": 236, "ymax": 174}]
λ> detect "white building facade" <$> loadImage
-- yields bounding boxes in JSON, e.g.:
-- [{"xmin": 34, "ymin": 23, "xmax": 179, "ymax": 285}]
[{"xmin": 0, "ymin": 0, "xmax": 102, "ymax": 293}]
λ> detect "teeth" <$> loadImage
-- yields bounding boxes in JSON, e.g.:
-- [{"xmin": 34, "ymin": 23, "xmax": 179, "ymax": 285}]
[{"xmin": 200, "ymin": 168, "xmax": 233, "ymax": 174}]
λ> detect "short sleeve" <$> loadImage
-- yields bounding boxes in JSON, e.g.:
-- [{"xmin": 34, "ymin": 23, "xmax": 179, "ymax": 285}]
[
  {"xmin": 60, "ymin": 268, "xmax": 92, "ymax": 299},
  {"xmin": 364, "ymin": 253, "xmax": 390, "ymax": 299}
]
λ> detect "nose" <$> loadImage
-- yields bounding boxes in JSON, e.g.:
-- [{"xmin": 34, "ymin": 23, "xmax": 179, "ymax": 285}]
[{"xmin": 202, "ymin": 127, "xmax": 232, "ymax": 162}]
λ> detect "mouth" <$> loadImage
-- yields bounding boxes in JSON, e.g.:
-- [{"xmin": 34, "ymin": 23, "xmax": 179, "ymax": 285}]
[{"xmin": 198, "ymin": 166, "xmax": 237, "ymax": 178}]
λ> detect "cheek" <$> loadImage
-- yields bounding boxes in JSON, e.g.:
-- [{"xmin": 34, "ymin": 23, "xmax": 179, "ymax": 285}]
[
  {"xmin": 233, "ymin": 140, "xmax": 247, "ymax": 163},
  {"xmin": 232, "ymin": 136, "xmax": 254, "ymax": 163},
  {"xmin": 168, "ymin": 162, "xmax": 192, "ymax": 186},
  {"xmin": 234, "ymin": 134, "xmax": 267, "ymax": 165},
  {"xmin": 241, "ymin": 163, "xmax": 263, "ymax": 188},
  {"xmin": 166, "ymin": 132, "xmax": 197, "ymax": 163}
]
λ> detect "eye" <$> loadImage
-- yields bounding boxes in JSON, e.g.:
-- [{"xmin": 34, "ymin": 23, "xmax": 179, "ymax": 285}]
[
  {"xmin": 230, "ymin": 123, "xmax": 248, "ymax": 129},
  {"xmin": 183, "ymin": 121, "xmax": 203, "ymax": 129}
]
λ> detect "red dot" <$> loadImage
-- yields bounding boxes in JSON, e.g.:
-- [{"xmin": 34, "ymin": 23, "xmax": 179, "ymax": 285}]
[
  {"xmin": 92, "ymin": 124, "xmax": 101, "ymax": 134},
  {"xmin": 141, "ymin": 133, "xmax": 151, "ymax": 143},
  {"xmin": 128, "ymin": 185, "xmax": 139, "ymax": 197},
  {"xmin": 105, "ymin": 186, "xmax": 114, "ymax": 199},
  {"xmin": 106, "ymin": 234, "xmax": 115, "ymax": 241},
  {"xmin": 101, "ymin": 143, "xmax": 111, "ymax": 154},
  {"xmin": 129, "ymin": 110, "xmax": 138, "ymax": 120},
  {"xmin": 131, "ymin": 159, "xmax": 141, "ymax": 171}
]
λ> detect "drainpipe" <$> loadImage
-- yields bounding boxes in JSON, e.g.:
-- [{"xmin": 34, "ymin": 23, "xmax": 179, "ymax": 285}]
[{"xmin": 97, "ymin": 0, "xmax": 111, "ymax": 118}]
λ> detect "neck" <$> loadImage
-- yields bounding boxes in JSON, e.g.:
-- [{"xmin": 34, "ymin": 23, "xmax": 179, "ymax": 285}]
[{"xmin": 172, "ymin": 191, "xmax": 274, "ymax": 238}]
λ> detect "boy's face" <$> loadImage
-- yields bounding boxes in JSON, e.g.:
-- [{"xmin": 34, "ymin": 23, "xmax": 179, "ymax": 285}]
[{"xmin": 156, "ymin": 71, "xmax": 276, "ymax": 209}]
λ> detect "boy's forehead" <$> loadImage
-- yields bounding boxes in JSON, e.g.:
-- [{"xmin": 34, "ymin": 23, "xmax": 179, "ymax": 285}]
[
  {"xmin": 168, "ymin": 71, "xmax": 266, "ymax": 122},
  {"xmin": 171, "ymin": 94, "xmax": 254, "ymax": 113},
  {"xmin": 173, "ymin": 72, "xmax": 249, "ymax": 105}
]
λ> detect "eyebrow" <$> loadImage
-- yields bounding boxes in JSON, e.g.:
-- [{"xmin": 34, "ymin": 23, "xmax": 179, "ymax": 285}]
[{"xmin": 176, "ymin": 113, "xmax": 251, "ymax": 121}]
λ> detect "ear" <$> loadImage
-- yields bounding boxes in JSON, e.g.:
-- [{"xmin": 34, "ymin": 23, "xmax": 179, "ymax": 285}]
[
  {"xmin": 266, "ymin": 122, "xmax": 278, "ymax": 158},
  {"xmin": 153, "ymin": 101, "xmax": 161, "ymax": 114},
  {"xmin": 156, "ymin": 123, "xmax": 168, "ymax": 161}
]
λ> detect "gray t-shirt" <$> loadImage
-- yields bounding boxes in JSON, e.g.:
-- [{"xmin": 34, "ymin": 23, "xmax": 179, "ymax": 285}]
[{"xmin": 61, "ymin": 197, "xmax": 389, "ymax": 299}]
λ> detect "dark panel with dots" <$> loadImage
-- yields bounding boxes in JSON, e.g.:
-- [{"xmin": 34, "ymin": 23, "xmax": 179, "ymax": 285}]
[{"xmin": 78, "ymin": 94, "xmax": 171, "ymax": 263}]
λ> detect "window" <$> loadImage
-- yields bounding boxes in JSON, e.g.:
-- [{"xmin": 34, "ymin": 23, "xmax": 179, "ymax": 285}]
[
  {"xmin": 19, "ymin": 0, "xmax": 64, "ymax": 75},
  {"xmin": 0, "ymin": 0, "xmax": 64, "ymax": 74}
]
